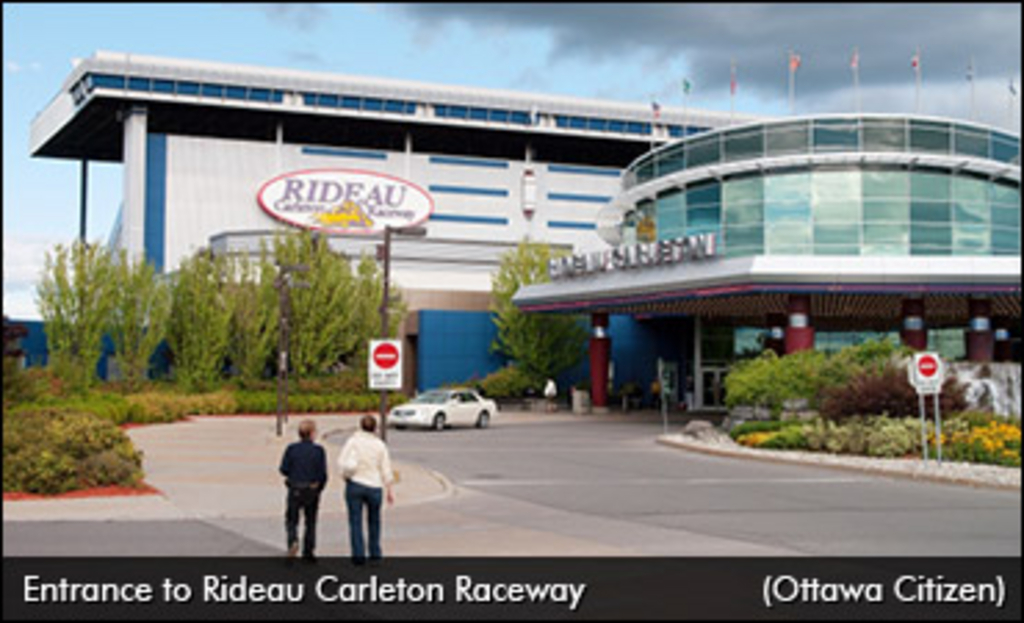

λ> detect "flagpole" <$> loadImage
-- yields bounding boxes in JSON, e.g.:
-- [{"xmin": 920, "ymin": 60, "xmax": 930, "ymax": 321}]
[
  {"xmin": 1011, "ymin": 78, "xmax": 1019, "ymax": 133},
  {"xmin": 682, "ymin": 80, "xmax": 690, "ymax": 139},
  {"xmin": 969, "ymin": 56, "xmax": 976, "ymax": 121},
  {"xmin": 852, "ymin": 47, "xmax": 861, "ymax": 114},
  {"xmin": 914, "ymin": 47, "xmax": 922, "ymax": 114},
  {"xmin": 788, "ymin": 49, "xmax": 795, "ymax": 115},
  {"xmin": 730, "ymin": 58, "xmax": 736, "ymax": 125}
]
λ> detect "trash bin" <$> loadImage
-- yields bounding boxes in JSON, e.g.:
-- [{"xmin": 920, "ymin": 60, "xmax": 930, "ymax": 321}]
[{"xmin": 571, "ymin": 388, "xmax": 591, "ymax": 414}]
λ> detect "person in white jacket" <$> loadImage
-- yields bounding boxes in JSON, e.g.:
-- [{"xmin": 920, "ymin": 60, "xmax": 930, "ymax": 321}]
[{"xmin": 338, "ymin": 415, "xmax": 395, "ymax": 564}]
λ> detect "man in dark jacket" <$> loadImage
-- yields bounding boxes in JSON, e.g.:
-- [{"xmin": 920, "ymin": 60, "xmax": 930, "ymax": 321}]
[{"xmin": 279, "ymin": 419, "xmax": 328, "ymax": 560}]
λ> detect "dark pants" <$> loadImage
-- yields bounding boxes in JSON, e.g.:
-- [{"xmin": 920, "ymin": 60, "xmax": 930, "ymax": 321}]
[
  {"xmin": 345, "ymin": 480, "xmax": 383, "ymax": 563},
  {"xmin": 285, "ymin": 486, "xmax": 321, "ymax": 557}
]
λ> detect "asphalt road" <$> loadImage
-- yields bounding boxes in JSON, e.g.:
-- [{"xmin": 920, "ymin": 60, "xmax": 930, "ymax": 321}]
[
  {"xmin": 4, "ymin": 412, "xmax": 1021, "ymax": 556},
  {"xmin": 386, "ymin": 413, "xmax": 1022, "ymax": 556}
]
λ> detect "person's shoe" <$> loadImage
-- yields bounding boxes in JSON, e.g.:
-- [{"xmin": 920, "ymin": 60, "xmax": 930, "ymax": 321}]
[
  {"xmin": 287, "ymin": 542, "xmax": 299, "ymax": 558},
  {"xmin": 302, "ymin": 553, "xmax": 317, "ymax": 564}
]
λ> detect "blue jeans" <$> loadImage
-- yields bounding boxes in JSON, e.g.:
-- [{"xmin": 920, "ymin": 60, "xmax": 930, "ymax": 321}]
[{"xmin": 345, "ymin": 480, "xmax": 383, "ymax": 563}]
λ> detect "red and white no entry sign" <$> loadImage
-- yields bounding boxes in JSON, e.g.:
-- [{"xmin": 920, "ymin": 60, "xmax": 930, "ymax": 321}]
[
  {"xmin": 373, "ymin": 342, "xmax": 400, "ymax": 370},
  {"xmin": 917, "ymin": 355, "xmax": 939, "ymax": 378},
  {"xmin": 369, "ymin": 339, "xmax": 403, "ymax": 390}
]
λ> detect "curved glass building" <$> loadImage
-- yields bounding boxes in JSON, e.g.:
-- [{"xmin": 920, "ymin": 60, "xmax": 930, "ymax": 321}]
[{"xmin": 517, "ymin": 115, "xmax": 1021, "ymax": 410}]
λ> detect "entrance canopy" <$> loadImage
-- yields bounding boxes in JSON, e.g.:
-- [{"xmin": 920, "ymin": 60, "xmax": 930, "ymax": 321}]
[{"xmin": 513, "ymin": 254, "xmax": 1021, "ymax": 329}]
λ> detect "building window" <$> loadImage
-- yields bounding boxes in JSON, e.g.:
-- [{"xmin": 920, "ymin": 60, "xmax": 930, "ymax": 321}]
[
  {"xmin": 766, "ymin": 121, "xmax": 810, "ymax": 157},
  {"xmin": 909, "ymin": 120, "xmax": 951, "ymax": 154}
]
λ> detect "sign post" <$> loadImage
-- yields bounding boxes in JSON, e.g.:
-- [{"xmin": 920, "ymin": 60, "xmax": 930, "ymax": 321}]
[
  {"xmin": 369, "ymin": 339, "xmax": 403, "ymax": 440},
  {"xmin": 908, "ymin": 352, "xmax": 946, "ymax": 465}
]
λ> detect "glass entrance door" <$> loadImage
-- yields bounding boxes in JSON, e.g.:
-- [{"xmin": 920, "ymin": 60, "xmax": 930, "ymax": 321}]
[{"xmin": 701, "ymin": 367, "xmax": 728, "ymax": 410}]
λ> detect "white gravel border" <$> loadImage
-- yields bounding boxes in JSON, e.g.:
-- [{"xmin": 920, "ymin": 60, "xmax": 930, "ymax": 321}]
[{"xmin": 658, "ymin": 434, "xmax": 1021, "ymax": 491}]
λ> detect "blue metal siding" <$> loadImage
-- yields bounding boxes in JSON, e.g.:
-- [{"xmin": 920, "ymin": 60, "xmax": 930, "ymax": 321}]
[
  {"xmin": 301, "ymin": 146, "xmax": 388, "ymax": 160},
  {"xmin": 417, "ymin": 311, "xmax": 507, "ymax": 392},
  {"xmin": 429, "ymin": 214, "xmax": 509, "ymax": 226},
  {"xmin": 428, "ymin": 185, "xmax": 509, "ymax": 197},
  {"xmin": 547, "ymin": 221, "xmax": 597, "ymax": 230},
  {"xmin": 144, "ymin": 134, "xmax": 167, "ymax": 273}
]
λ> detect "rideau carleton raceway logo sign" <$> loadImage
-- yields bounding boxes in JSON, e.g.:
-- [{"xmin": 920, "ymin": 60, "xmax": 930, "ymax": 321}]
[{"xmin": 258, "ymin": 169, "xmax": 434, "ymax": 234}]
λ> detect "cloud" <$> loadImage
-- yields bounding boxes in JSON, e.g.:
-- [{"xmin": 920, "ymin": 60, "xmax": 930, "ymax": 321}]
[
  {"xmin": 6, "ymin": 61, "xmax": 21, "ymax": 73},
  {"xmin": 287, "ymin": 50, "xmax": 328, "ymax": 66},
  {"xmin": 246, "ymin": 3, "xmax": 328, "ymax": 32},
  {"xmin": 3, "ymin": 235, "xmax": 62, "ymax": 321},
  {"xmin": 391, "ymin": 4, "xmax": 1021, "ymax": 103}
]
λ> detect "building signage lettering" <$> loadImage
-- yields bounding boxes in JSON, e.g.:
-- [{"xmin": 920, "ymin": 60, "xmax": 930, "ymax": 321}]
[
  {"xmin": 257, "ymin": 169, "xmax": 434, "ymax": 234},
  {"xmin": 548, "ymin": 233, "xmax": 717, "ymax": 281}
]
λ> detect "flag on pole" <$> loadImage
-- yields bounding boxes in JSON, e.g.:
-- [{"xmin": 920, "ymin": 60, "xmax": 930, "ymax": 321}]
[
  {"xmin": 1011, "ymin": 79, "xmax": 1018, "ymax": 97},
  {"xmin": 651, "ymin": 100, "xmax": 661, "ymax": 119},
  {"xmin": 911, "ymin": 51, "xmax": 920, "ymax": 70},
  {"xmin": 967, "ymin": 58, "xmax": 975, "ymax": 83},
  {"xmin": 682, "ymin": 79, "xmax": 692, "ymax": 96},
  {"xmin": 789, "ymin": 51, "xmax": 802, "ymax": 73},
  {"xmin": 730, "ymin": 60, "xmax": 737, "ymax": 96},
  {"xmin": 850, "ymin": 48, "xmax": 859, "ymax": 70}
]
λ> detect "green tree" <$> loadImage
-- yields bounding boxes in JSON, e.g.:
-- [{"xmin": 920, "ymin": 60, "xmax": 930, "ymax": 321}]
[
  {"xmin": 37, "ymin": 241, "xmax": 115, "ymax": 390},
  {"xmin": 349, "ymin": 253, "xmax": 406, "ymax": 366},
  {"xmin": 224, "ymin": 248, "xmax": 278, "ymax": 386},
  {"xmin": 273, "ymin": 232, "xmax": 356, "ymax": 377},
  {"xmin": 167, "ymin": 251, "xmax": 233, "ymax": 392},
  {"xmin": 491, "ymin": 241, "xmax": 587, "ymax": 384},
  {"xmin": 107, "ymin": 250, "xmax": 172, "ymax": 389}
]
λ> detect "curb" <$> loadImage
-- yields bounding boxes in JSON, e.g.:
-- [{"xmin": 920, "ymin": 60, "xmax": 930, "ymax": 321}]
[
  {"xmin": 395, "ymin": 463, "xmax": 456, "ymax": 509},
  {"xmin": 657, "ymin": 436, "xmax": 1021, "ymax": 492}
]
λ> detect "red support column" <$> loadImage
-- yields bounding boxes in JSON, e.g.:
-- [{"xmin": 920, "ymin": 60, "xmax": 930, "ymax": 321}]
[
  {"xmin": 785, "ymin": 295, "xmax": 815, "ymax": 354},
  {"xmin": 900, "ymin": 298, "xmax": 928, "ymax": 351},
  {"xmin": 765, "ymin": 313, "xmax": 787, "ymax": 356},
  {"xmin": 965, "ymin": 298, "xmax": 994, "ymax": 363},
  {"xmin": 994, "ymin": 323, "xmax": 1012, "ymax": 363},
  {"xmin": 589, "ymin": 313, "xmax": 611, "ymax": 409}
]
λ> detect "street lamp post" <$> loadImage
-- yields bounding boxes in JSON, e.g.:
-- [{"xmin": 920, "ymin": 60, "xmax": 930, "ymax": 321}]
[
  {"xmin": 377, "ymin": 225, "xmax": 427, "ymax": 442},
  {"xmin": 274, "ymin": 262, "xmax": 309, "ymax": 437}
]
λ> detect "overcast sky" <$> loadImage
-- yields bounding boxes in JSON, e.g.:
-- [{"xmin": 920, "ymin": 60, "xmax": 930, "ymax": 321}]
[{"xmin": 3, "ymin": 3, "xmax": 1020, "ymax": 319}]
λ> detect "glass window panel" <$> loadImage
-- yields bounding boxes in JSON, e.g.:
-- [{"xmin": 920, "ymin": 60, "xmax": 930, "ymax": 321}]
[
  {"xmin": 911, "ymin": 172, "xmax": 950, "ymax": 201},
  {"xmin": 725, "ymin": 225, "xmax": 764, "ymax": 257},
  {"xmin": 656, "ymin": 189, "xmax": 686, "ymax": 241},
  {"xmin": 317, "ymin": 94, "xmax": 338, "ymax": 107},
  {"xmin": 686, "ymin": 137, "xmax": 721, "ymax": 168},
  {"xmin": 911, "ymin": 201, "xmax": 951, "ymax": 224},
  {"xmin": 954, "ymin": 127, "xmax": 989, "ymax": 158},
  {"xmin": 153, "ymin": 80, "xmax": 175, "ymax": 94},
  {"xmin": 724, "ymin": 177, "xmax": 764, "ymax": 205},
  {"xmin": 686, "ymin": 182, "xmax": 721, "ymax": 206},
  {"xmin": 363, "ymin": 99, "xmax": 384, "ymax": 111},
  {"xmin": 201, "ymin": 84, "xmax": 224, "ymax": 98},
  {"xmin": 765, "ymin": 172, "xmax": 811, "ymax": 203},
  {"xmin": 954, "ymin": 202, "xmax": 988, "ymax": 225},
  {"xmin": 863, "ymin": 199, "xmax": 909, "ymax": 223},
  {"xmin": 815, "ymin": 201, "xmax": 860, "ymax": 224},
  {"xmin": 991, "ymin": 206, "xmax": 1020, "ymax": 229},
  {"xmin": 862, "ymin": 170, "xmax": 908, "ymax": 199},
  {"xmin": 766, "ymin": 122, "xmax": 810, "ymax": 156},
  {"xmin": 226, "ymin": 86, "xmax": 247, "ymax": 100},
  {"xmin": 953, "ymin": 176, "xmax": 987, "ymax": 203},
  {"xmin": 953, "ymin": 224, "xmax": 990, "ymax": 255},
  {"xmin": 990, "ymin": 183, "xmax": 1020, "ymax": 206},
  {"xmin": 992, "ymin": 228, "xmax": 1021, "ymax": 254},
  {"xmin": 128, "ymin": 77, "xmax": 151, "ymax": 91},
  {"xmin": 911, "ymin": 224, "xmax": 952, "ymax": 254},
  {"xmin": 864, "ymin": 223, "xmax": 910, "ymax": 244},
  {"xmin": 910, "ymin": 121, "xmax": 951, "ymax": 154},
  {"xmin": 176, "ymin": 81, "xmax": 199, "ymax": 95},
  {"xmin": 608, "ymin": 120, "xmax": 626, "ymax": 132},
  {"xmin": 469, "ymin": 108, "xmax": 488, "ymax": 120},
  {"xmin": 686, "ymin": 207, "xmax": 721, "ymax": 231},
  {"xmin": 862, "ymin": 120, "xmax": 906, "ymax": 152},
  {"xmin": 815, "ymin": 224, "xmax": 860, "ymax": 255},
  {"xmin": 813, "ymin": 120, "xmax": 859, "ymax": 152},
  {"xmin": 813, "ymin": 171, "xmax": 861, "ymax": 204},
  {"xmin": 724, "ymin": 131, "xmax": 764, "ymax": 162},
  {"xmin": 489, "ymin": 109, "xmax": 509, "ymax": 122},
  {"xmin": 658, "ymin": 146, "xmax": 686, "ymax": 175},
  {"xmin": 992, "ymin": 135, "xmax": 1019, "ymax": 163},
  {"xmin": 635, "ymin": 158, "xmax": 656, "ymax": 184},
  {"xmin": 766, "ymin": 223, "xmax": 812, "ymax": 254}
]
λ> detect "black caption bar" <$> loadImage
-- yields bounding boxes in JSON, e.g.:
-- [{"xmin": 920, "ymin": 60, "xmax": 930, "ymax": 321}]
[{"xmin": 3, "ymin": 557, "xmax": 1020, "ymax": 620}]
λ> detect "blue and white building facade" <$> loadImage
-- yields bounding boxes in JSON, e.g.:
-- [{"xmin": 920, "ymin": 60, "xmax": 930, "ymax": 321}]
[{"xmin": 30, "ymin": 51, "xmax": 750, "ymax": 393}]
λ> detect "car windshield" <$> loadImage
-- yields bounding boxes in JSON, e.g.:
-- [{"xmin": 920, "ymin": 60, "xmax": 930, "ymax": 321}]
[{"xmin": 413, "ymin": 391, "xmax": 452, "ymax": 405}]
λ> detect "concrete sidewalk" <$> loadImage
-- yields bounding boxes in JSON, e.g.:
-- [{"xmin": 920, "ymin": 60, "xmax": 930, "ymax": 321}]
[{"xmin": 3, "ymin": 415, "xmax": 451, "ymax": 523}]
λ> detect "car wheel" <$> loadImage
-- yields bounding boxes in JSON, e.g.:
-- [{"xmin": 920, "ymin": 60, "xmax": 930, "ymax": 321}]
[
  {"xmin": 476, "ymin": 411, "xmax": 490, "ymax": 429},
  {"xmin": 432, "ymin": 413, "xmax": 446, "ymax": 431}
]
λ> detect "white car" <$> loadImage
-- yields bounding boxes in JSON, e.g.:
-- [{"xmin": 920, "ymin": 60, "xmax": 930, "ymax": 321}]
[{"xmin": 389, "ymin": 388, "xmax": 497, "ymax": 431}]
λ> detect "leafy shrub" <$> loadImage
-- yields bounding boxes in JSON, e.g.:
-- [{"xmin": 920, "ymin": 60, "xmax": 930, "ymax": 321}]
[
  {"xmin": 3, "ymin": 410, "xmax": 143, "ymax": 494},
  {"xmin": 729, "ymin": 420, "xmax": 802, "ymax": 440},
  {"xmin": 865, "ymin": 417, "xmax": 918, "ymax": 458},
  {"xmin": 820, "ymin": 363, "xmax": 967, "ymax": 422},
  {"xmin": 9, "ymin": 392, "xmax": 141, "ymax": 426},
  {"xmin": 948, "ymin": 411, "xmax": 1018, "ymax": 430},
  {"xmin": 125, "ymin": 390, "xmax": 237, "ymax": 422},
  {"xmin": 758, "ymin": 427, "xmax": 809, "ymax": 450},
  {"xmin": 478, "ymin": 366, "xmax": 537, "ymax": 399}
]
